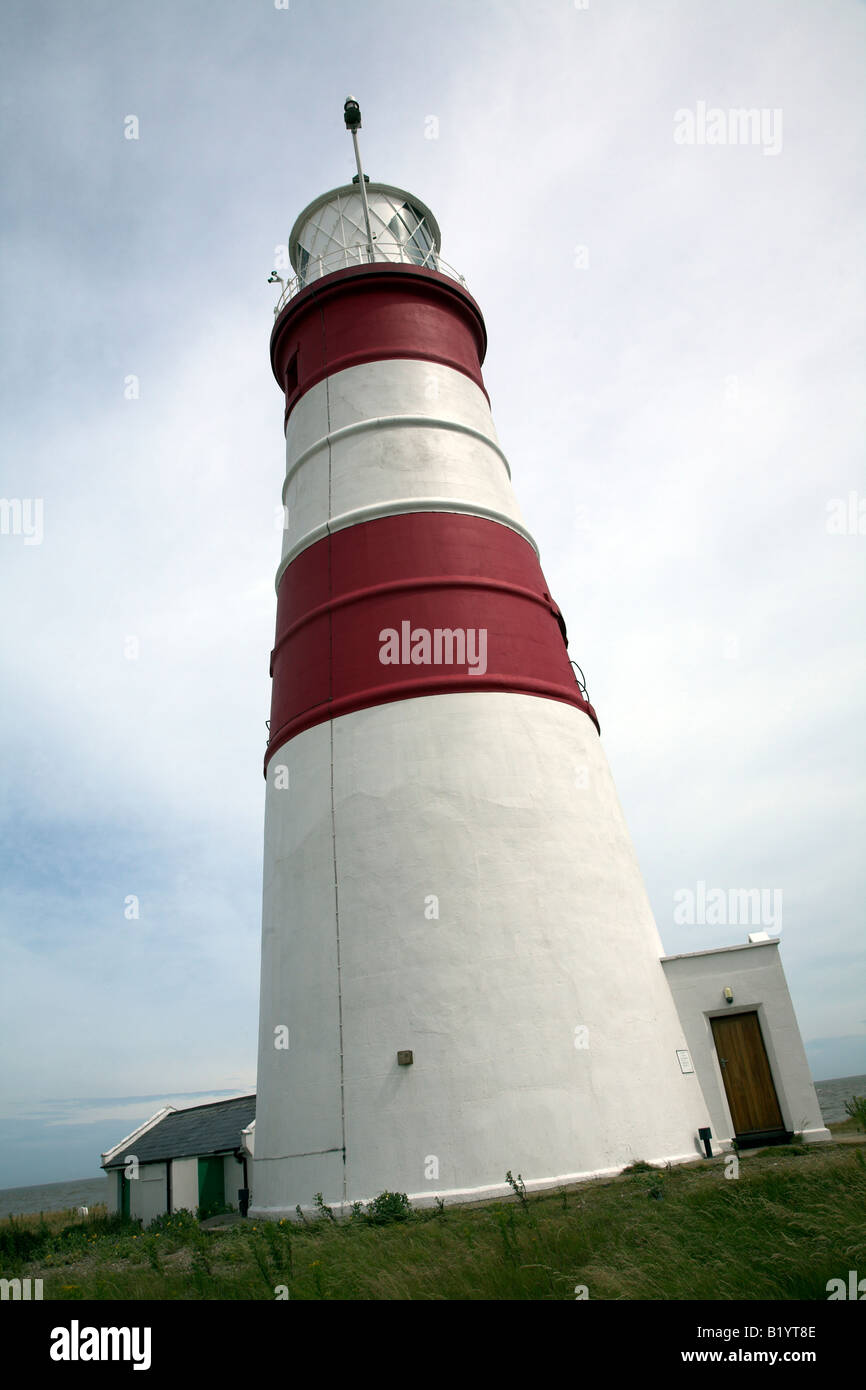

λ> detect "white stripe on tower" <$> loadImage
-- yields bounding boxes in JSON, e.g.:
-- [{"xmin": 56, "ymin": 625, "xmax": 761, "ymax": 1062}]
[{"xmin": 275, "ymin": 357, "xmax": 535, "ymax": 580}]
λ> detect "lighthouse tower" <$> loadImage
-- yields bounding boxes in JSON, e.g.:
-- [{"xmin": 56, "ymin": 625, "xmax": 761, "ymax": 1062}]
[{"xmin": 251, "ymin": 101, "xmax": 710, "ymax": 1217}]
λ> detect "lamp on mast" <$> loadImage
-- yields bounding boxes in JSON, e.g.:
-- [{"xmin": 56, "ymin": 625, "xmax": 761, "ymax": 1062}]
[{"xmin": 344, "ymin": 96, "xmax": 374, "ymax": 262}]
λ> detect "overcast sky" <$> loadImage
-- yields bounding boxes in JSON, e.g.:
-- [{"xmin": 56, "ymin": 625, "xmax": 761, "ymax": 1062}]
[{"xmin": 1, "ymin": 0, "xmax": 863, "ymax": 1188}]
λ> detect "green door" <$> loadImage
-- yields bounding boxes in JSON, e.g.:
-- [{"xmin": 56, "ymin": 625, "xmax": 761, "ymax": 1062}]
[
  {"xmin": 118, "ymin": 1170, "xmax": 130, "ymax": 1220},
  {"xmin": 197, "ymin": 1157, "xmax": 225, "ymax": 1216}
]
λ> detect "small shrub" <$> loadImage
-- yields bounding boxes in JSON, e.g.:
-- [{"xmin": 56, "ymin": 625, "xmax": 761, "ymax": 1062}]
[
  {"xmin": 196, "ymin": 1199, "xmax": 232, "ymax": 1221},
  {"xmin": 0, "ymin": 1218, "xmax": 51, "ymax": 1266},
  {"xmin": 844, "ymin": 1095, "xmax": 866, "ymax": 1132},
  {"xmin": 365, "ymin": 1191, "xmax": 411, "ymax": 1225},
  {"xmin": 147, "ymin": 1208, "xmax": 197, "ymax": 1235}
]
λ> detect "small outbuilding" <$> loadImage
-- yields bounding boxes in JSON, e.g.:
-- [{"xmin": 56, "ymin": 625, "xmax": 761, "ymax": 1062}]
[
  {"xmin": 661, "ymin": 936, "xmax": 831, "ymax": 1150},
  {"xmin": 101, "ymin": 1094, "xmax": 256, "ymax": 1226}
]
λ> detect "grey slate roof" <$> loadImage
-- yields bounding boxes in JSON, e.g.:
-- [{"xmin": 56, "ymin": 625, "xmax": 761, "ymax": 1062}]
[{"xmin": 103, "ymin": 1094, "xmax": 256, "ymax": 1169}]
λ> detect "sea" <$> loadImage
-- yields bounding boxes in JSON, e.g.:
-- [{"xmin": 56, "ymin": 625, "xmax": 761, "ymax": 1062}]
[
  {"xmin": 0, "ymin": 1174, "xmax": 110, "ymax": 1220},
  {"xmin": 812, "ymin": 1073, "xmax": 866, "ymax": 1126},
  {"xmin": 1, "ymin": 1074, "xmax": 864, "ymax": 1220}
]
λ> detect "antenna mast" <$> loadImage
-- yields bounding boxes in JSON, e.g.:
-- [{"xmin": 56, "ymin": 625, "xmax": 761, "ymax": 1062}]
[{"xmin": 344, "ymin": 96, "xmax": 374, "ymax": 263}]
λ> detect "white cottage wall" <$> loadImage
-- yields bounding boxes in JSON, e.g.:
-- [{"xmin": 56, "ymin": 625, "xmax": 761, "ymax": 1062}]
[
  {"xmin": 131, "ymin": 1163, "xmax": 167, "ymax": 1226},
  {"xmin": 170, "ymin": 1158, "xmax": 199, "ymax": 1214}
]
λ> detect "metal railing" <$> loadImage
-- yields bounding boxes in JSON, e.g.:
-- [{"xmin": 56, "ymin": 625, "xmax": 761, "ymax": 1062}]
[{"xmin": 271, "ymin": 242, "xmax": 468, "ymax": 316}]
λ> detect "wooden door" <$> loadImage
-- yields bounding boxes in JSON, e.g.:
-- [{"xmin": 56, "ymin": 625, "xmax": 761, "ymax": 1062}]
[{"xmin": 711, "ymin": 1011, "xmax": 786, "ymax": 1141}]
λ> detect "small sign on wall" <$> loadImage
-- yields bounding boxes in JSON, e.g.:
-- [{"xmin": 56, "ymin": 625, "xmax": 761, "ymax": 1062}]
[{"xmin": 676, "ymin": 1049, "xmax": 695, "ymax": 1074}]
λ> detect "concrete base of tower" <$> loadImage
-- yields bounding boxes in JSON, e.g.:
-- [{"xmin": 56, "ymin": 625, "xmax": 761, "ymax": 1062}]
[
  {"xmin": 248, "ymin": 1146, "xmax": 715, "ymax": 1222},
  {"xmin": 253, "ymin": 691, "xmax": 717, "ymax": 1217}
]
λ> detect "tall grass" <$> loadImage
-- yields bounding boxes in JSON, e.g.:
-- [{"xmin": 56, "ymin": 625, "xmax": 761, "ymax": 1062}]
[{"xmin": 3, "ymin": 1144, "xmax": 865, "ymax": 1301}]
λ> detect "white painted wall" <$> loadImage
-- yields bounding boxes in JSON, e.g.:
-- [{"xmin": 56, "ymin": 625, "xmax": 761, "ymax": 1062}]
[
  {"xmin": 223, "ymin": 1154, "xmax": 245, "ymax": 1209},
  {"xmin": 170, "ymin": 1157, "xmax": 199, "ymax": 1214},
  {"xmin": 130, "ymin": 1162, "xmax": 167, "ymax": 1227},
  {"xmin": 661, "ymin": 942, "xmax": 831, "ymax": 1146},
  {"xmin": 277, "ymin": 359, "xmax": 534, "ymax": 576},
  {"xmin": 253, "ymin": 692, "xmax": 714, "ymax": 1216}
]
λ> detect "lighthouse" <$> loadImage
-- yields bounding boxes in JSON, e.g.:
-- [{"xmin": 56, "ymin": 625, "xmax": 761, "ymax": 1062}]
[{"xmin": 251, "ymin": 100, "xmax": 711, "ymax": 1218}]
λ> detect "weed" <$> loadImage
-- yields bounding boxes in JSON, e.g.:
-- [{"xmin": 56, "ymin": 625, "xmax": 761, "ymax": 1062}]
[
  {"xmin": 313, "ymin": 1192, "xmax": 336, "ymax": 1224},
  {"xmin": 844, "ymin": 1095, "xmax": 866, "ymax": 1132},
  {"xmin": 249, "ymin": 1236, "xmax": 273, "ymax": 1295},
  {"xmin": 148, "ymin": 1209, "xmax": 197, "ymax": 1235},
  {"xmin": 494, "ymin": 1206, "xmax": 519, "ymax": 1264},
  {"xmin": 141, "ymin": 1235, "xmax": 161, "ymax": 1273},
  {"xmin": 191, "ymin": 1229, "xmax": 212, "ymax": 1275},
  {"xmin": 505, "ymin": 1170, "xmax": 528, "ymax": 1207}
]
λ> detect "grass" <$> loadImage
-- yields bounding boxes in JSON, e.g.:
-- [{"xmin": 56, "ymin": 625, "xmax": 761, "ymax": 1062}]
[
  {"xmin": 828, "ymin": 1118, "xmax": 859, "ymax": 1136},
  {"xmin": 3, "ymin": 1142, "xmax": 865, "ymax": 1300}
]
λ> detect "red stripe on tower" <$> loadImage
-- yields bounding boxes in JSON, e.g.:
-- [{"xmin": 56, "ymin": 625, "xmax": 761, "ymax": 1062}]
[
  {"xmin": 265, "ymin": 511, "xmax": 598, "ymax": 767},
  {"xmin": 271, "ymin": 265, "xmax": 489, "ymax": 430}
]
